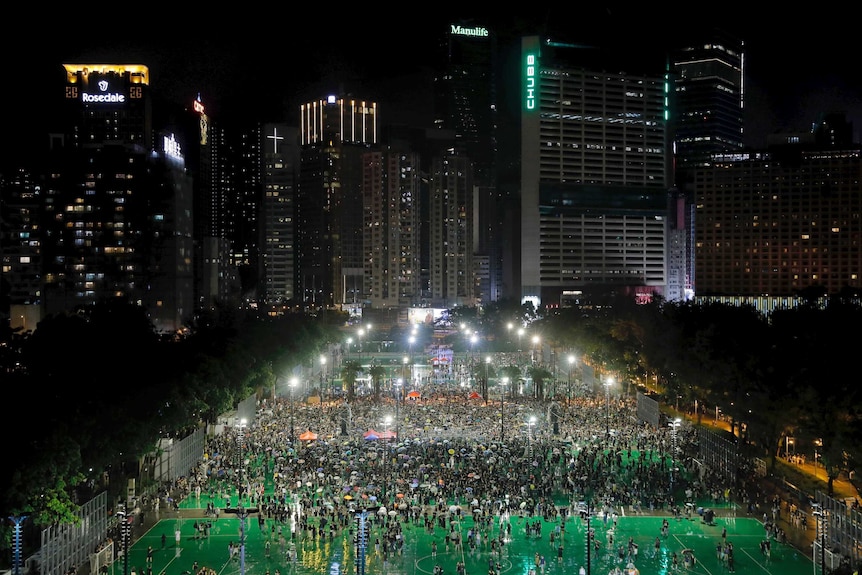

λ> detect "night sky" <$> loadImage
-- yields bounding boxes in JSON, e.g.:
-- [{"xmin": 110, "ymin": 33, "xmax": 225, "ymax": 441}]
[{"xmin": 3, "ymin": 9, "xmax": 861, "ymax": 174}]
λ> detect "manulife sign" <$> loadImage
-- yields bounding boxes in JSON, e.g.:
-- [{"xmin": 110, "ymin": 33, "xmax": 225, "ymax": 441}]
[{"xmin": 524, "ymin": 53, "xmax": 538, "ymax": 111}]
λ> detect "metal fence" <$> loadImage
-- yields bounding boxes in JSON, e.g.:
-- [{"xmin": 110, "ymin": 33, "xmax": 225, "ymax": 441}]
[
  {"xmin": 36, "ymin": 491, "xmax": 107, "ymax": 575},
  {"xmin": 697, "ymin": 425, "xmax": 740, "ymax": 485},
  {"xmin": 813, "ymin": 489, "xmax": 861, "ymax": 572}
]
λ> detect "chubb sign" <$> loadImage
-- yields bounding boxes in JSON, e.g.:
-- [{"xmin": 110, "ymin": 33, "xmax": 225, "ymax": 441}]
[{"xmin": 82, "ymin": 79, "xmax": 125, "ymax": 103}]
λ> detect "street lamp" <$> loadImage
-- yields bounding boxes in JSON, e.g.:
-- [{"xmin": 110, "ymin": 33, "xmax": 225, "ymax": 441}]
[
  {"xmin": 382, "ymin": 415, "xmax": 393, "ymax": 499},
  {"xmin": 357, "ymin": 328, "xmax": 365, "ymax": 363},
  {"xmin": 235, "ymin": 417, "xmax": 249, "ymax": 575},
  {"xmin": 527, "ymin": 415, "xmax": 537, "ymax": 444},
  {"xmin": 500, "ymin": 377, "xmax": 509, "ymax": 441},
  {"xmin": 408, "ymin": 335, "xmax": 416, "ymax": 383},
  {"xmin": 394, "ymin": 378, "xmax": 403, "ymax": 440},
  {"xmin": 289, "ymin": 377, "xmax": 298, "ymax": 445},
  {"xmin": 604, "ymin": 376, "xmax": 614, "ymax": 437},
  {"xmin": 484, "ymin": 356, "xmax": 491, "ymax": 400},
  {"xmin": 814, "ymin": 438, "xmax": 823, "ymax": 478},
  {"xmin": 517, "ymin": 328, "xmax": 525, "ymax": 364},
  {"xmin": 531, "ymin": 335, "xmax": 540, "ymax": 365},
  {"xmin": 320, "ymin": 355, "xmax": 327, "ymax": 405},
  {"xmin": 567, "ymin": 354, "xmax": 576, "ymax": 406},
  {"xmin": 669, "ymin": 417, "xmax": 681, "ymax": 492}
]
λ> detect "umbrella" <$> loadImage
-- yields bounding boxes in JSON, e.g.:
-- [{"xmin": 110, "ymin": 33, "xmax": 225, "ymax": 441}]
[
  {"xmin": 364, "ymin": 432, "xmax": 380, "ymax": 441},
  {"xmin": 363, "ymin": 429, "xmax": 380, "ymax": 439},
  {"xmin": 388, "ymin": 510, "xmax": 397, "ymax": 517},
  {"xmin": 344, "ymin": 495, "xmax": 353, "ymax": 500},
  {"xmin": 468, "ymin": 391, "xmax": 482, "ymax": 399},
  {"xmin": 407, "ymin": 390, "xmax": 421, "ymax": 398},
  {"xmin": 299, "ymin": 430, "xmax": 318, "ymax": 441},
  {"xmin": 396, "ymin": 493, "xmax": 404, "ymax": 498}
]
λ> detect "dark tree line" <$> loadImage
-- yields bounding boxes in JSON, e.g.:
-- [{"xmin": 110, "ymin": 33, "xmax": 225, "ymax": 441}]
[
  {"xmin": 539, "ymin": 294, "xmax": 862, "ymax": 495},
  {"xmin": 0, "ymin": 300, "xmax": 342, "ymax": 559}
]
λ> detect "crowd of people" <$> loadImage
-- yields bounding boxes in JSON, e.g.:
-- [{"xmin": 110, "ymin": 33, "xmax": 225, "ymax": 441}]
[{"xmin": 143, "ymin": 387, "xmax": 811, "ymax": 575}]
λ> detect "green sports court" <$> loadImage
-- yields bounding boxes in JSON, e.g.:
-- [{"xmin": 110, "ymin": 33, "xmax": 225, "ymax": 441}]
[{"xmin": 117, "ymin": 493, "xmax": 815, "ymax": 575}]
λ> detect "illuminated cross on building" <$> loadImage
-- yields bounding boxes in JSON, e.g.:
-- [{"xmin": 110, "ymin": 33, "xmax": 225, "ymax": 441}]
[{"xmin": 267, "ymin": 127, "xmax": 284, "ymax": 153}]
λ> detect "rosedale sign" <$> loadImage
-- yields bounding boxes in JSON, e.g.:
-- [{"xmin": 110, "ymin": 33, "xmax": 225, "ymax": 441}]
[{"xmin": 450, "ymin": 24, "xmax": 489, "ymax": 38}]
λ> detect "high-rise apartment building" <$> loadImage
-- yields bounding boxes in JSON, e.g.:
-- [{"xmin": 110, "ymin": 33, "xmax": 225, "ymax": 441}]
[
  {"xmin": 362, "ymin": 148, "xmax": 421, "ymax": 308},
  {"xmin": 36, "ymin": 64, "xmax": 194, "ymax": 333},
  {"xmin": 0, "ymin": 168, "xmax": 42, "ymax": 332},
  {"xmin": 298, "ymin": 95, "xmax": 378, "ymax": 309},
  {"xmin": 429, "ymin": 154, "xmax": 475, "ymax": 307},
  {"xmin": 261, "ymin": 124, "xmax": 299, "ymax": 307},
  {"xmin": 518, "ymin": 37, "xmax": 669, "ymax": 307}
]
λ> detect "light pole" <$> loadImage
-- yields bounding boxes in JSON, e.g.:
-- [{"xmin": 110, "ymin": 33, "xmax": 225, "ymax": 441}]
[
  {"xmin": 500, "ymin": 377, "xmax": 509, "ymax": 441},
  {"xmin": 357, "ymin": 328, "xmax": 365, "ymax": 364},
  {"xmin": 289, "ymin": 377, "xmax": 297, "ymax": 445},
  {"xmin": 814, "ymin": 438, "xmax": 822, "ymax": 478},
  {"xmin": 346, "ymin": 337, "xmax": 353, "ymax": 361},
  {"xmin": 669, "ymin": 417, "xmax": 681, "ymax": 493},
  {"xmin": 235, "ymin": 417, "xmax": 249, "ymax": 575},
  {"xmin": 382, "ymin": 415, "xmax": 393, "ymax": 500},
  {"xmin": 408, "ymin": 335, "xmax": 416, "ymax": 384},
  {"xmin": 517, "ymin": 328, "xmax": 525, "ymax": 364},
  {"xmin": 527, "ymin": 415, "xmax": 537, "ymax": 444},
  {"xmin": 531, "ymin": 335, "xmax": 540, "ymax": 365},
  {"xmin": 320, "ymin": 355, "xmax": 327, "ymax": 406},
  {"xmin": 484, "ymin": 355, "xmax": 491, "ymax": 400},
  {"xmin": 394, "ymin": 378, "xmax": 402, "ymax": 440},
  {"xmin": 604, "ymin": 376, "xmax": 614, "ymax": 437},
  {"xmin": 567, "ymin": 354, "xmax": 575, "ymax": 407}
]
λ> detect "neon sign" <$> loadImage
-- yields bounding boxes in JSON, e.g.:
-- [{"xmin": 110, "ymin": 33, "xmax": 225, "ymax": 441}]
[
  {"xmin": 82, "ymin": 78, "xmax": 125, "ymax": 103},
  {"xmin": 450, "ymin": 25, "xmax": 488, "ymax": 38},
  {"xmin": 524, "ymin": 53, "xmax": 537, "ymax": 111}
]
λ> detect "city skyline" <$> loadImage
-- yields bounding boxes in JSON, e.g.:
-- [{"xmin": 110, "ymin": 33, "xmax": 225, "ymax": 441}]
[{"xmin": 4, "ymin": 11, "xmax": 862, "ymax": 175}]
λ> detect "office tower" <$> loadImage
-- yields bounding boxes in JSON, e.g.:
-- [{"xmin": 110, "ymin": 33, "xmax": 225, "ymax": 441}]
[
  {"xmin": 261, "ymin": 124, "xmax": 299, "ymax": 307},
  {"xmin": 0, "ymin": 168, "xmax": 42, "ymax": 332},
  {"xmin": 362, "ymin": 148, "xmax": 421, "ymax": 308},
  {"xmin": 694, "ymin": 136, "xmax": 862, "ymax": 312},
  {"xmin": 672, "ymin": 29, "xmax": 745, "ymax": 178},
  {"xmin": 669, "ymin": 30, "xmax": 744, "ymax": 301},
  {"xmin": 434, "ymin": 22, "xmax": 500, "ymax": 303},
  {"xmin": 518, "ymin": 37, "xmax": 669, "ymax": 307},
  {"xmin": 189, "ymin": 96, "xmax": 235, "ymax": 310},
  {"xmin": 37, "ymin": 64, "xmax": 193, "ymax": 333},
  {"xmin": 429, "ymin": 154, "xmax": 475, "ymax": 307},
  {"xmin": 187, "ymin": 95, "xmax": 264, "ymax": 308},
  {"xmin": 298, "ymin": 95, "xmax": 378, "ymax": 310}
]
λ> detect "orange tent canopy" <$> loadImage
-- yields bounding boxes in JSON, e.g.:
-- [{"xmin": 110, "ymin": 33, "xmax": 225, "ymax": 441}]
[
  {"xmin": 468, "ymin": 391, "xmax": 482, "ymax": 399},
  {"xmin": 299, "ymin": 430, "xmax": 318, "ymax": 441}
]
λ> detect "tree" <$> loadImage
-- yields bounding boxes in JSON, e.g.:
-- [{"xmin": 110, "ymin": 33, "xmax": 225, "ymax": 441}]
[
  {"xmin": 526, "ymin": 365, "xmax": 553, "ymax": 400},
  {"xmin": 367, "ymin": 363, "xmax": 387, "ymax": 401},
  {"xmin": 341, "ymin": 360, "xmax": 364, "ymax": 401}
]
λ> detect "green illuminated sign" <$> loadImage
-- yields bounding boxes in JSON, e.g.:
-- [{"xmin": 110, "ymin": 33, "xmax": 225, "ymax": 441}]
[{"xmin": 525, "ymin": 53, "xmax": 537, "ymax": 110}]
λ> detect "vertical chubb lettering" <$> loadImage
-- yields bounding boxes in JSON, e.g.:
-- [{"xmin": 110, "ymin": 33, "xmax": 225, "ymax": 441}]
[{"xmin": 525, "ymin": 54, "xmax": 536, "ymax": 110}]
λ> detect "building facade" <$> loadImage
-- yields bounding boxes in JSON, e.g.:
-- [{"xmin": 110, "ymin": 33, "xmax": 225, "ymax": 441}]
[
  {"xmin": 518, "ymin": 36, "xmax": 669, "ymax": 308},
  {"xmin": 298, "ymin": 95, "xmax": 378, "ymax": 308},
  {"xmin": 694, "ymin": 143, "xmax": 862, "ymax": 305}
]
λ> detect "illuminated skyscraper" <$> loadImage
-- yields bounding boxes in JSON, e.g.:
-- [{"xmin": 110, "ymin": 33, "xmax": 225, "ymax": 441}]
[
  {"xmin": 261, "ymin": 123, "xmax": 299, "ymax": 306},
  {"xmin": 38, "ymin": 64, "xmax": 194, "ymax": 333},
  {"xmin": 298, "ymin": 95, "xmax": 378, "ymax": 309},
  {"xmin": 518, "ymin": 37, "xmax": 669, "ymax": 307},
  {"xmin": 434, "ymin": 22, "xmax": 500, "ymax": 303}
]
